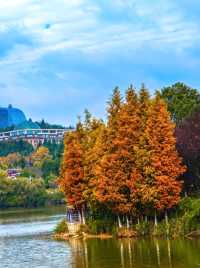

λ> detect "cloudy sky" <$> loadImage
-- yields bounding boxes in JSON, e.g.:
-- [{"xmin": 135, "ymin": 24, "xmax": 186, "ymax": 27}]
[{"xmin": 0, "ymin": 0, "xmax": 200, "ymax": 125}]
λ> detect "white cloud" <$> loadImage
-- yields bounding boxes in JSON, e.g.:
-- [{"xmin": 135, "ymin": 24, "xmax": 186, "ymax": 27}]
[
  {"xmin": 0, "ymin": 0, "xmax": 199, "ymax": 124},
  {"xmin": 0, "ymin": 0, "xmax": 199, "ymax": 68}
]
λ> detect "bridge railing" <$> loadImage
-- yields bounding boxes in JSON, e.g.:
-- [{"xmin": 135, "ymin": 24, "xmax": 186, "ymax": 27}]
[{"xmin": 0, "ymin": 128, "xmax": 72, "ymax": 141}]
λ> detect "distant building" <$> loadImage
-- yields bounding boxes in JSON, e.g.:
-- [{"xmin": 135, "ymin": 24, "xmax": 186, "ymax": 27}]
[
  {"xmin": 0, "ymin": 105, "xmax": 73, "ymax": 148},
  {"xmin": 7, "ymin": 168, "xmax": 21, "ymax": 179},
  {"xmin": 0, "ymin": 128, "xmax": 69, "ymax": 148}
]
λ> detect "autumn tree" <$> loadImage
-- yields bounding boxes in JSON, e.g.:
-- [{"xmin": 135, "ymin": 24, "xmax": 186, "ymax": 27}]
[
  {"xmin": 0, "ymin": 153, "xmax": 23, "ymax": 169},
  {"xmin": 58, "ymin": 126, "xmax": 86, "ymax": 223},
  {"xmin": 83, "ymin": 117, "xmax": 105, "ymax": 208},
  {"xmin": 95, "ymin": 87, "xmax": 128, "ymax": 226},
  {"xmin": 31, "ymin": 146, "xmax": 52, "ymax": 168},
  {"xmin": 140, "ymin": 95, "xmax": 185, "ymax": 223},
  {"xmin": 115, "ymin": 86, "xmax": 142, "ymax": 225},
  {"xmin": 130, "ymin": 84, "xmax": 151, "ymax": 220},
  {"xmin": 94, "ymin": 87, "xmax": 141, "ymax": 226}
]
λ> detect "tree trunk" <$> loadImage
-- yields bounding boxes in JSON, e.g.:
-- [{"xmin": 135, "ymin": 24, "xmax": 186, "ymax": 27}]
[
  {"xmin": 126, "ymin": 215, "xmax": 130, "ymax": 228},
  {"xmin": 165, "ymin": 211, "xmax": 168, "ymax": 225},
  {"xmin": 130, "ymin": 215, "xmax": 133, "ymax": 225},
  {"xmin": 78, "ymin": 210, "xmax": 82, "ymax": 223},
  {"xmin": 145, "ymin": 215, "xmax": 148, "ymax": 223},
  {"xmin": 118, "ymin": 215, "xmax": 122, "ymax": 228},
  {"xmin": 154, "ymin": 211, "xmax": 158, "ymax": 226},
  {"xmin": 137, "ymin": 217, "xmax": 140, "ymax": 225},
  {"xmin": 81, "ymin": 208, "xmax": 86, "ymax": 224},
  {"xmin": 165, "ymin": 210, "xmax": 169, "ymax": 236}
]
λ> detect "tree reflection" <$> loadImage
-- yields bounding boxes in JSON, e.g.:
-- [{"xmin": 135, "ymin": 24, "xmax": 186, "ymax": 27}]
[{"xmin": 67, "ymin": 238, "xmax": 200, "ymax": 268}]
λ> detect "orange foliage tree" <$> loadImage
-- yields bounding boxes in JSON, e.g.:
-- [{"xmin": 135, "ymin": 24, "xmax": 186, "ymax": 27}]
[
  {"xmin": 140, "ymin": 95, "xmax": 186, "ymax": 222},
  {"xmin": 94, "ymin": 88, "xmax": 128, "ymax": 225},
  {"xmin": 129, "ymin": 85, "xmax": 151, "ymax": 220},
  {"xmin": 58, "ymin": 128, "xmax": 86, "ymax": 222},
  {"xmin": 116, "ymin": 86, "xmax": 141, "ymax": 222},
  {"xmin": 59, "ymin": 85, "xmax": 186, "ymax": 227},
  {"xmin": 94, "ymin": 87, "xmax": 142, "ymax": 226},
  {"xmin": 83, "ymin": 118, "xmax": 105, "ymax": 208}
]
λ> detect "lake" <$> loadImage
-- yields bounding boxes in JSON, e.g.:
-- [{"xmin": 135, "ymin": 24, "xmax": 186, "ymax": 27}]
[{"xmin": 0, "ymin": 207, "xmax": 200, "ymax": 268}]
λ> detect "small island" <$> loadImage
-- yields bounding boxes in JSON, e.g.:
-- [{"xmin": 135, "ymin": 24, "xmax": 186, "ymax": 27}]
[{"xmin": 55, "ymin": 84, "xmax": 200, "ymax": 240}]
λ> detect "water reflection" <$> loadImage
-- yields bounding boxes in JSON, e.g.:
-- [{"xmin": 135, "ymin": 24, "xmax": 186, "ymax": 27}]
[
  {"xmin": 1, "ymin": 208, "xmax": 200, "ymax": 268},
  {"xmin": 0, "ymin": 207, "xmax": 71, "ymax": 268},
  {"xmin": 0, "ymin": 207, "xmax": 65, "ymax": 238},
  {"xmin": 68, "ymin": 237, "xmax": 200, "ymax": 268}
]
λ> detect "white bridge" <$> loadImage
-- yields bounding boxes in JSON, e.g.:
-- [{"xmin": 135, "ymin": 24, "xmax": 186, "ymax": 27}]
[{"xmin": 0, "ymin": 128, "xmax": 72, "ymax": 147}]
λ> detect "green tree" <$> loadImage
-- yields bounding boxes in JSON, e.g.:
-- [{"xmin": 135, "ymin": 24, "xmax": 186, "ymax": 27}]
[
  {"xmin": 0, "ymin": 140, "xmax": 33, "ymax": 157},
  {"xmin": 160, "ymin": 82, "xmax": 200, "ymax": 123},
  {"xmin": 0, "ymin": 177, "xmax": 47, "ymax": 208}
]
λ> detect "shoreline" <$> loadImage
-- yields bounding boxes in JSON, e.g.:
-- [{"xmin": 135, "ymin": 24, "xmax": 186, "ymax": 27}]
[
  {"xmin": 53, "ymin": 232, "xmax": 113, "ymax": 241},
  {"xmin": 53, "ymin": 229, "xmax": 200, "ymax": 241}
]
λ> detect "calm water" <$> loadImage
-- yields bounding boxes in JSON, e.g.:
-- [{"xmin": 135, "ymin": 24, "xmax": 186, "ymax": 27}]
[{"xmin": 0, "ymin": 207, "xmax": 200, "ymax": 268}]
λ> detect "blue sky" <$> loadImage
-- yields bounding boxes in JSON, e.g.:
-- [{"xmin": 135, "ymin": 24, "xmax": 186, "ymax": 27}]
[{"xmin": 0, "ymin": 0, "xmax": 200, "ymax": 125}]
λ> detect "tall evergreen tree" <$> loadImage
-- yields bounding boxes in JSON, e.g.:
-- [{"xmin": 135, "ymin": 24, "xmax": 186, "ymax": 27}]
[
  {"xmin": 116, "ymin": 86, "xmax": 141, "ymax": 216},
  {"xmin": 130, "ymin": 85, "xmax": 151, "ymax": 217},
  {"xmin": 58, "ymin": 128, "xmax": 85, "ymax": 219},
  {"xmin": 95, "ymin": 88, "xmax": 128, "ymax": 221},
  {"xmin": 83, "ymin": 117, "xmax": 105, "ymax": 208},
  {"xmin": 140, "ymin": 95, "xmax": 185, "ymax": 217}
]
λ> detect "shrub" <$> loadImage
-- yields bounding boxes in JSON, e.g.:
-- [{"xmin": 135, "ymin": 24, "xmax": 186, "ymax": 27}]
[
  {"xmin": 54, "ymin": 219, "xmax": 68, "ymax": 234},
  {"xmin": 152, "ymin": 221, "xmax": 168, "ymax": 237},
  {"xmin": 135, "ymin": 221, "xmax": 151, "ymax": 236}
]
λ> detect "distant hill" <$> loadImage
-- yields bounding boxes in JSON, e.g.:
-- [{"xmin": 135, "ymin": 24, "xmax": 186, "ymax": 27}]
[
  {"xmin": 0, "ymin": 105, "xmax": 27, "ymax": 129},
  {"xmin": 0, "ymin": 105, "xmax": 74, "ymax": 133},
  {"xmin": 15, "ymin": 119, "xmax": 40, "ymax": 130}
]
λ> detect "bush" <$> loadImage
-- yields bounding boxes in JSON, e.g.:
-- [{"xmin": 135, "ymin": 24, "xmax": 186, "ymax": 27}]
[
  {"xmin": 152, "ymin": 221, "xmax": 168, "ymax": 237},
  {"xmin": 54, "ymin": 219, "xmax": 68, "ymax": 234},
  {"xmin": 135, "ymin": 221, "xmax": 151, "ymax": 236}
]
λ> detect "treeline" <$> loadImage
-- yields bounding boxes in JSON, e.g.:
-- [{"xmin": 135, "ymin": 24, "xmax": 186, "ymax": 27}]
[
  {"xmin": 0, "ymin": 141, "xmax": 63, "ymax": 184},
  {"xmin": 0, "ymin": 140, "xmax": 33, "ymax": 157},
  {"xmin": 35, "ymin": 119, "xmax": 73, "ymax": 129},
  {"xmin": 0, "ymin": 141, "xmax": 64, "ymax": 208},
  {"xmin": 59, "ymin": 84, "xmax": 188, "ymax": 226},
  {"xmin": 0, "ymin": 176, "xmax": 64, "ymax": 208}
]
